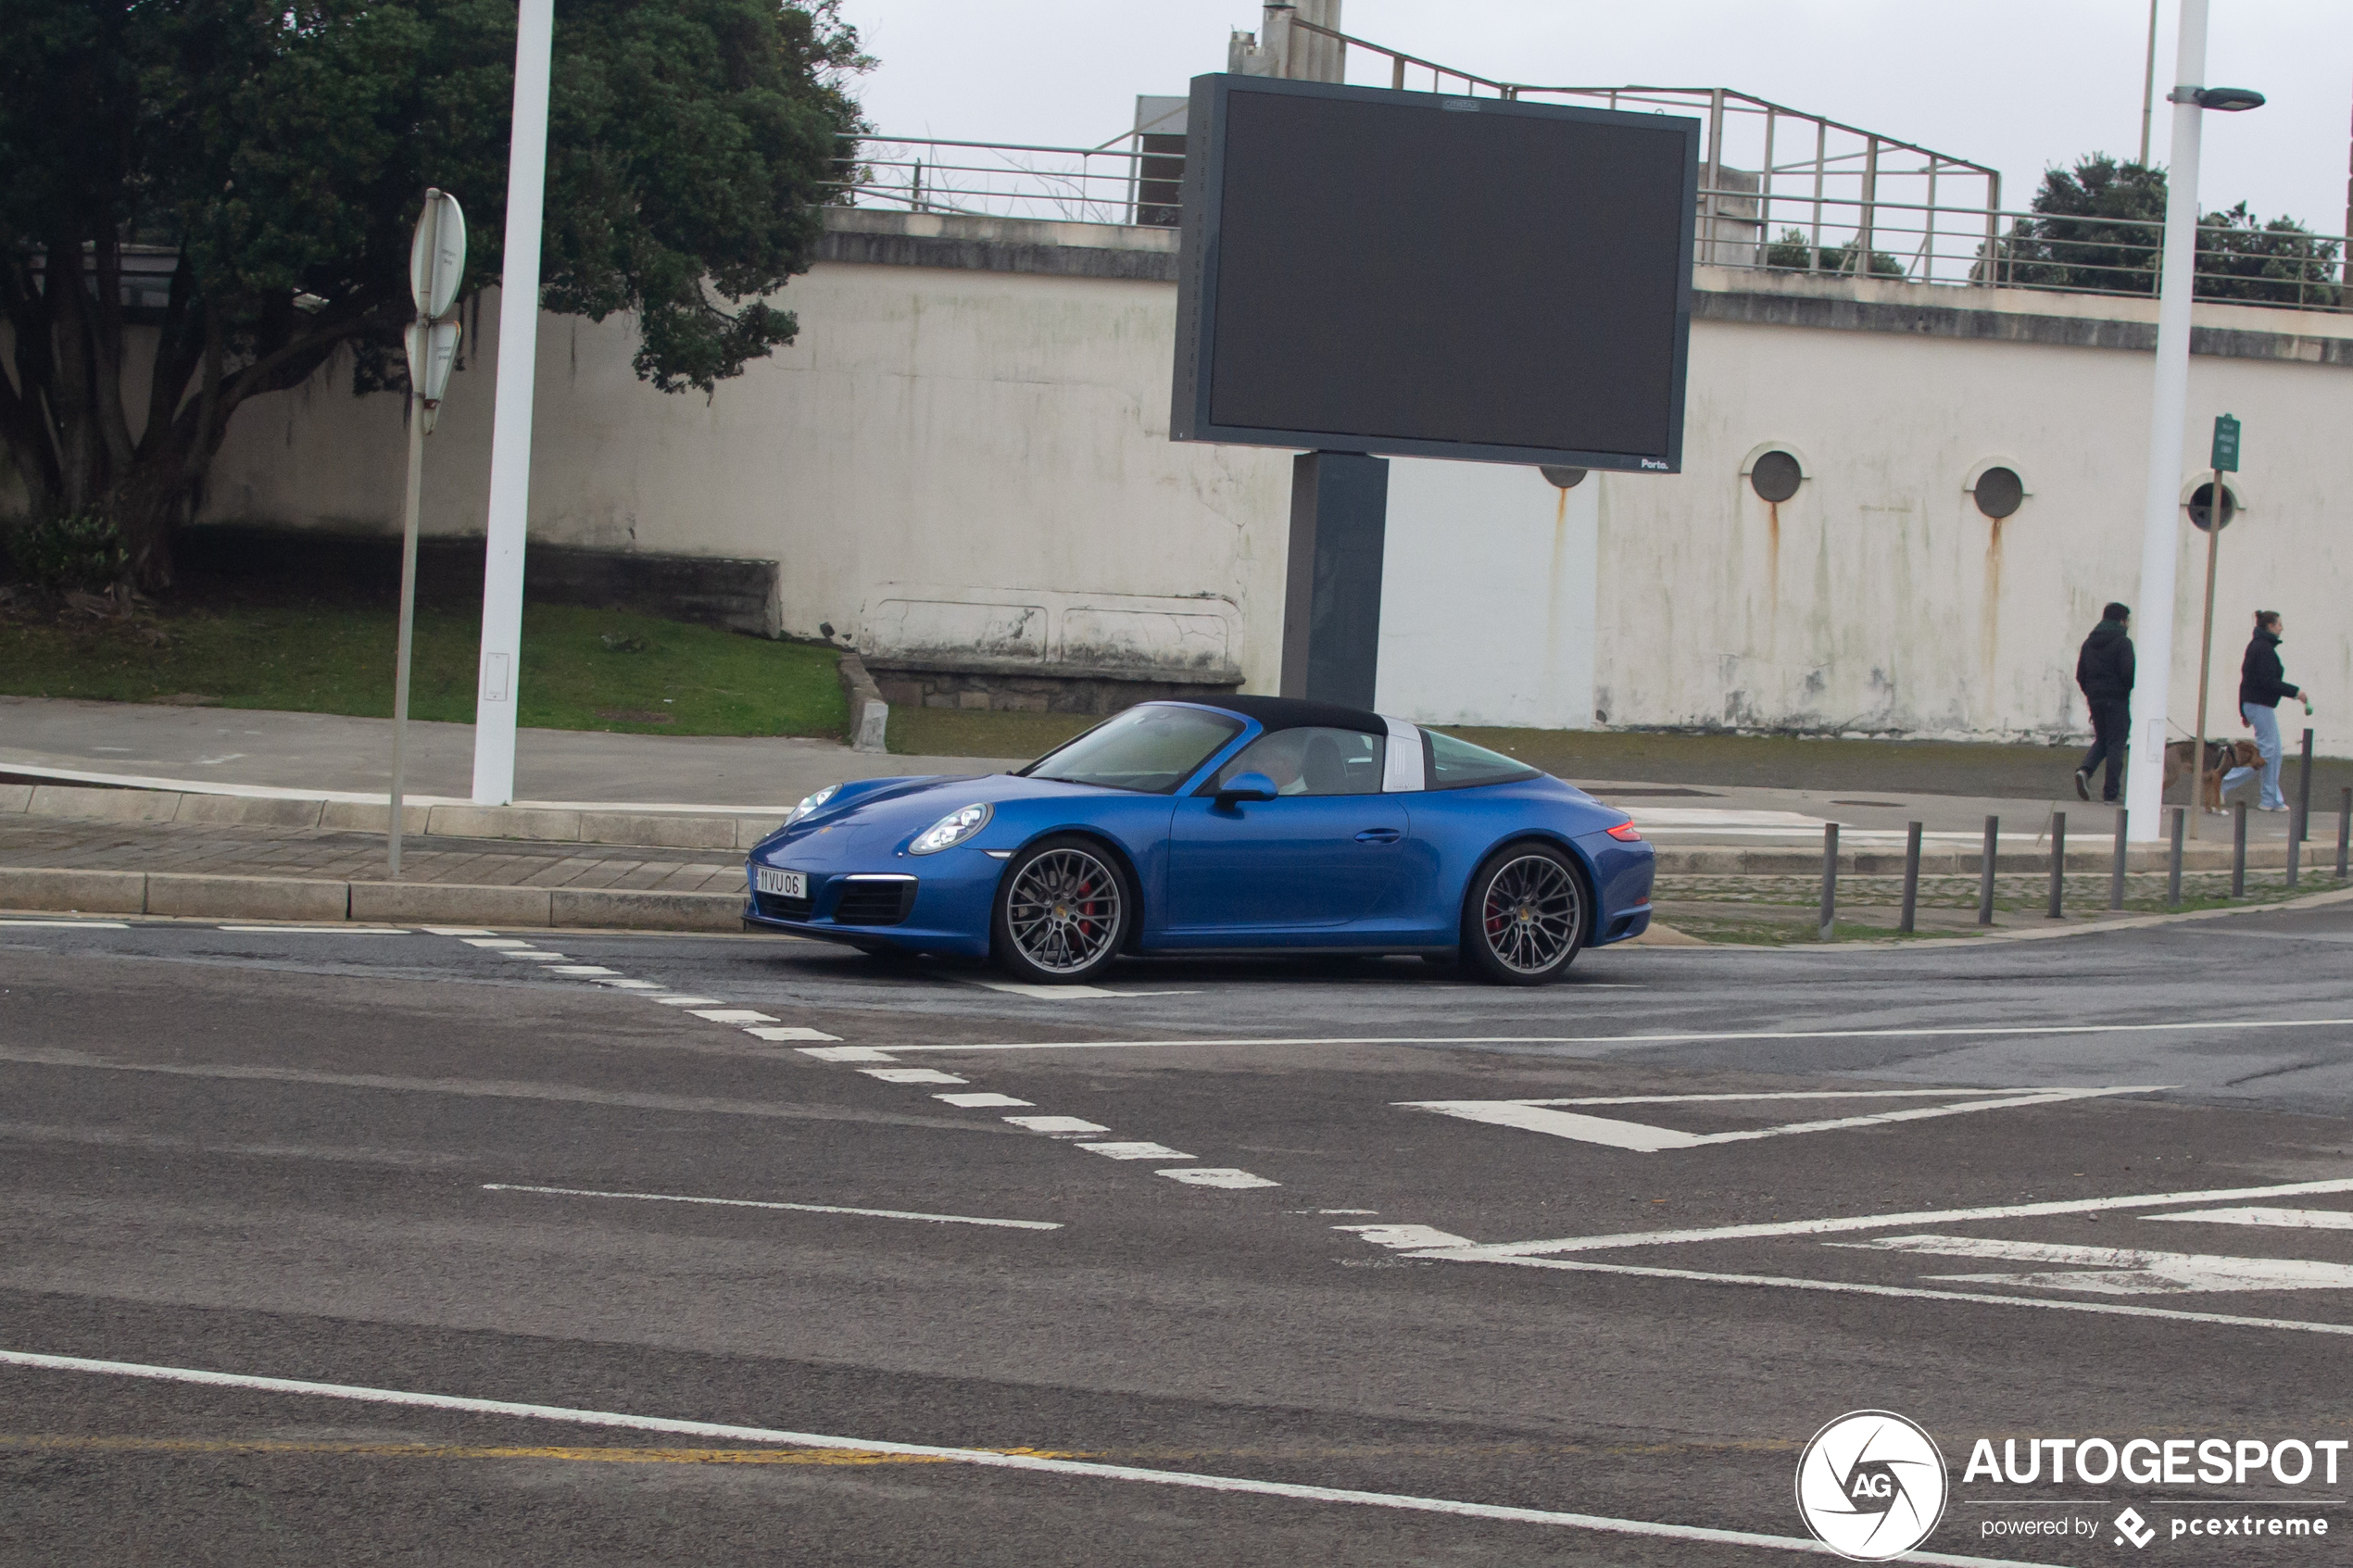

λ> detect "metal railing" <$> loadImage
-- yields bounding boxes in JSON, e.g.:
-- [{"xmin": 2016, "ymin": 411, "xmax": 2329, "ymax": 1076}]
[{"xmin": 832, "ymin": 19, "xmax": 2348, "ymax": 315}]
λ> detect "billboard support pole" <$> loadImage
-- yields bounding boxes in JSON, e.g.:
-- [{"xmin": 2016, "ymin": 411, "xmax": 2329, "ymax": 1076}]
[{"xmin": 1279, "ymin": 452, "xmax": 1389, "ymax": 709}]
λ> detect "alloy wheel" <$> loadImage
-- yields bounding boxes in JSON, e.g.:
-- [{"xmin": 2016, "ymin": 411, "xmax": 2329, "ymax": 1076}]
[
  {"xmin": 1479, "ymin": 853, "xmax": 1582, "ymax": 974},
  {"xmin": 1005, "ymin": 847, "xmax": 1124, "ymax": 974}
]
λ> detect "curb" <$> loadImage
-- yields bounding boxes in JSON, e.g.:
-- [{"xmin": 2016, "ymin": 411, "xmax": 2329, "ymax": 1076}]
[
  {"xmin": 1, "ymin": 779, "xmax": 780, "ymax": 853},
  {"xmin": 0, "ymin": 866, "xmax": 746, "ymax": 933}
]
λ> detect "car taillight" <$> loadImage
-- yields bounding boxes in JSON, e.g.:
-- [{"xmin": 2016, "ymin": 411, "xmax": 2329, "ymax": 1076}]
[{"xmin": 1604, "ymin": 821, "xmax": 1643, "ymax": 842}]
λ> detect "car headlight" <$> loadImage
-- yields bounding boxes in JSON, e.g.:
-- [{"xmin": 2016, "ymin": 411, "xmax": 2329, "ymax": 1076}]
[
  {"xmin": 909, "ymin": 802, "xmax": 991, "ymax": 855},
  {"xmin": 780, "ymin": 784, "xmax": 839, "ymax": 829}
]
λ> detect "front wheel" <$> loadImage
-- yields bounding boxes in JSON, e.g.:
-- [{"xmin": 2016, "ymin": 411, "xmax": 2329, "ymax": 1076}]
[
  {"xmin": 1460, "ymin": 842, "xmax": 1588, "ymax": 985},
  {"xmin": 991, "ymin": 835, "xmax": 1134, "ymax": 985}
]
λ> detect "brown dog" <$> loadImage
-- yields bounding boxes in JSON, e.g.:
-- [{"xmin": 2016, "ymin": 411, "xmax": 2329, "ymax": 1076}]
[{"xmin": 2164, "ymin": 737, "xmax": 2261, "ymax": 810}]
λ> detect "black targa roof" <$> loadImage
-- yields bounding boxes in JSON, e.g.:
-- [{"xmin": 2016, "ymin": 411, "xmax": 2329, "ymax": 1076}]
[{"xmin": 1158, "ymin": 695, "xmax": 1385, "ymax": 736}]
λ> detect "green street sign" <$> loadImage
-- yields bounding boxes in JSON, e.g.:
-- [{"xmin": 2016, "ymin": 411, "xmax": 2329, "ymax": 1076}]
[{"xmin": 2211, "ymin": 413, "xmax": 2242, "ymax": 472}]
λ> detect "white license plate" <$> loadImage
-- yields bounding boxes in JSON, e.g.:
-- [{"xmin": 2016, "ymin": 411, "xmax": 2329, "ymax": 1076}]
[{"xmin": 756, "ymin": 867, "xmax": 808, "ymax": 898}]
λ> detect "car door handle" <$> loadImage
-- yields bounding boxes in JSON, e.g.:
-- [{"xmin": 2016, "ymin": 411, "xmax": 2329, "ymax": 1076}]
[{"xmin": 1354, "ymin": 827, "xmax": 1403, "ymax": 844}]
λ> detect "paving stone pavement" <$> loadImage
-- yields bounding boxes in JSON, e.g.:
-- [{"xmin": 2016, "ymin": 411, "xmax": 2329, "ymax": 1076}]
[{"xmin": 0, "ymin": 814, "xmax": 745, "ymax": 894}]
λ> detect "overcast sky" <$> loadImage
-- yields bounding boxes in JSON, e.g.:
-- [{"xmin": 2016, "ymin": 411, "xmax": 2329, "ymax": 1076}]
[{"xmin": 837, "ymin": 1, "xmax": 2351, "ymax": 232}]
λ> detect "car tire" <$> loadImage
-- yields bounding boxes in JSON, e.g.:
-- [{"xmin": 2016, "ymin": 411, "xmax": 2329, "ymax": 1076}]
[
  {"xmin": 1460, "ymin": 841, "xmax": 1588, "ymax": 986},
  {"xmin": 990, "ymin": 834, "xmax": 1135, "ymax": 985}
]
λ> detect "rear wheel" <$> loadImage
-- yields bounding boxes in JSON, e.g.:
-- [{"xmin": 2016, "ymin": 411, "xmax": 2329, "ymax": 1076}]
[
  {"xmin": 1460, "ymin": 842, "xmax": 1587, "ymax": 985},
  {"xmin": 991, "ymin": 835, "xmax": 1134, "ymax": 985}
]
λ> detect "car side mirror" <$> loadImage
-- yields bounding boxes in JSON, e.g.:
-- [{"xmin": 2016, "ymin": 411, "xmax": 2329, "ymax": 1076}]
[{"xmin": 1214, "ymin": 771, "xmax": 1278, "ymax": 808}]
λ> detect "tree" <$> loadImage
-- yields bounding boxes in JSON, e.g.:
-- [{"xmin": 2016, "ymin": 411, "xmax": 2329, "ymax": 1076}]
[
  {"xmin": 0, "ymin": 0, "xmax": 868, "ymax": 589},
  {"xmin": 1763, "ymin": 228, "xmax": 1905, "ymax": 279},
  {"xmin": 1990, "ymin": 154, "xmax": 2340, "ymax": 307}
]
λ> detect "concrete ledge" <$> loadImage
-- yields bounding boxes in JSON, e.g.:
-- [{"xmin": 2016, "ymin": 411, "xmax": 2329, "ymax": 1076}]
[
  {"xmin": 30, "ymin": 784, "xmax": 179, "ymax": 822},
  {"xmin": 424, "ymin": 805, "xmax": 583, "ymax": 842},
  {"xmin": 0, "ymin": 868, "xmax": 148, "ymax": 914},
  {"xmin": 550, "ymin": 887, "xmax": 745, "ymax": 932},
  {"xmin": 577, "ymin": 811, "xmax": 738, "ymax": 851},
  {"xmin": 837, "ymin": 654, "xmax": 888, "ymax": 755},
  {"xmin": 320, "ymin": 801, "xmax": 434, "ymax": 834},
  {"xmin": 145, "ymin": 872, "xmax": 348, "ymax": 921},
  {"xmin": 349, "ymin": 882, "xmax": 555, "ymax": 925},
  {"xmin": 0, "ymin": 784, "xmax": 34, "ymax": 813},
  {"xmin": 174, "ymin": 794, "xmax": 327, "ymax": 828}
]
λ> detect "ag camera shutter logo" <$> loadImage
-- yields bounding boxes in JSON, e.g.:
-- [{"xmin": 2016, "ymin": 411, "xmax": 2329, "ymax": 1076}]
[{"xmin": 1794, "ymin": 1411, "xmax": 1949, "ymax": 1561}]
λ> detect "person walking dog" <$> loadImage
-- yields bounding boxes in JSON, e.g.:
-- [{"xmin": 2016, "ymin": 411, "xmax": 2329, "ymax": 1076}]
[
  {"xmin": 2074, "ymin": 602, "xmax": 2134, "ymax": 803},
  {"xmin": 2220, "ymin": 610, "xmax": 2313, "ymax": 811}
]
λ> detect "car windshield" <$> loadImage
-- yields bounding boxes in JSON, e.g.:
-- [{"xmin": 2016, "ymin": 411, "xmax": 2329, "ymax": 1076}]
[
  {"xmin": 1426, "ymin": 729, "xmax": 1541, "ymax": 789},
  {"xmin": 1025, "ymin": 706, "xmax": 1244, "ymax": 794}
]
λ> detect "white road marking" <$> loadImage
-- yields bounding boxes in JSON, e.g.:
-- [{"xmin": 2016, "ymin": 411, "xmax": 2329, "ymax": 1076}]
[
  {"xmin": 903, "ymin": 1015, "xmax": 2353, "ymax": 1054},
  {"xmin": 649, "ymin": 994, "xmax": 722, "ymax": 1005},
  {"xmin": 550, "ymin": 965, "xmax": 621, "ymax": 976},
  {"xmin": 500, "ymin": 951, "xmax": 565, "ymax": 960},
  {"xmin": 799, "ymin": 1046, "xmax": 896, "ymax": 1062},
  {"xmin": 687, "ymin": 1009, "xmax": 778, "ymax": 1023},
  {"xmin": 1161, "ymin": 1168, "xmax": 1280, "ymax": 1189},
  {"xmin": 1835, "ymin": 1235, "xmax": 2353, "ymax": 1295},
  {"xmin": 935, "ymin": 1092, "xmax": 1034, "ymax": 1108},
  {"xmin": 480, "ymin": 1183, "xmax": 1061, "ymax": 1230},
  {"xmin": 1337, "ymin": 1223, "xmax": 1476, "ymax": 1249},
  {"xmin": 1003, "ymin": 1115, "xmax": 1109, "ymax": 1135},
  {"xmin": 1410, "ymin": 1251, "xmax": 2353, "ymax": 1339},
  {"xmin": 2145, "ymin": 1207, "xmax": 2353, "ymax": 1231},
  {"xmin": 1399, "ymin": 1087, "xmax": 2167, "ymax": 1153},
  {"xmin": 743, "ymin": 1026, "xmax": 843, "ymax": 1043},
  {"xmin": 0, "ymin": 920, "xmax": 131, "ymax": 929},
  {"xmin": 588, "ymin": 978, "xmax": 666, "ymax": 990},
  {"xmin": 967, "ymin": 982, "xmax": 1199, "ymax": 999},
  {"xmin": 1080, "ymin": 1142, "xmax": 1190, "ymax": 1160},
  {"xmin": 860, "ymin": 1068, "xmax": 966, "ymax": 1085},
  {"xmin": 1449, "ymin": 1177, "xmax": 2353, "ymax": 1260},
  {"xmin": 217, "ymin": 926, "xmax": 406, "ymax": 935},
  {"xmin": 463, "ymin": 938, "xmax": 533, "ymax": 948},
  {"xmin": 423, "ymin": 927, "xmax": 497, "ymax": 936},
  {"xmin": 0, "ymin": 1349, "xmax": 2043, "ymax": 1567}
]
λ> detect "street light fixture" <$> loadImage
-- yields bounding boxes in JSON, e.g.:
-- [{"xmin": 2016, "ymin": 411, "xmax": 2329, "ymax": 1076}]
[{"xmin": 2120, "ymin": 0, "xmax": 2265, "ymax": 841}]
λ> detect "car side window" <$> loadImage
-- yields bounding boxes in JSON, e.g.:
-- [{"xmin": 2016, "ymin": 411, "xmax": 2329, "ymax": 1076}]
[{"xmin": 1214, "ymin": 727, "xmax": 1386, "ymax": 797}]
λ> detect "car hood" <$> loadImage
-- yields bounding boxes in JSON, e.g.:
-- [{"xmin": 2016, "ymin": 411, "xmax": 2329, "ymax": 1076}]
[{"xmin": 750, "ymin": 770, "xmax": 1143, "ymax": 858}]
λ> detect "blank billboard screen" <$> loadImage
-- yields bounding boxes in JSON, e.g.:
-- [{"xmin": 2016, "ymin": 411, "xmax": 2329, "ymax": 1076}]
[{"xmin": 1170, "ymin": 76, "xmax": 1698, "ymax": 470}]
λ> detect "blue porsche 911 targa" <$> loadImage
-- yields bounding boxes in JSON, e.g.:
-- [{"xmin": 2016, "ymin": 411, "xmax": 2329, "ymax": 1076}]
[{"xmin": 743, "ymin": 696, "xmax": 1653, "ymax": 985}]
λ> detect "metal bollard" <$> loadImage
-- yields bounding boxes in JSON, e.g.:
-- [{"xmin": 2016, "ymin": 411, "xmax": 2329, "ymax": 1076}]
[
  {"xmin": 1899, "ymin": 821, "xmax": 1923, "ymax": 935},
  {"xmin": 1818, "ymin": 822, "xmax": 1839, "ymax": 942},
  {"xmin": 2109, "ymin": 808, "xmax": 2129, "ymax": 910},
  {"xmin": 2297, "ymin": 728, "xmax": 2315, "ymax": 843},
  {"xmin": 2288, "ymin": 797, "xmax": 2303, "ymax": 889},
  {"xmin": 1977, "ymin": 815, "xmax": 1998, "ymax": 926},
  {"xmin": 2167, "ymin": 806, "xmax": 2185, "ymax": 906},
  {"xmin": 2339, "ymin": 786, "xmax": 2351, "ymax": 881},
  {"xmin": 2047, "ymin": 811, "xmax": 2066, "ymax": 919},
  {"xmin": 2232, "ymin": 800, "xmax": 2247, "ymax": 897}
]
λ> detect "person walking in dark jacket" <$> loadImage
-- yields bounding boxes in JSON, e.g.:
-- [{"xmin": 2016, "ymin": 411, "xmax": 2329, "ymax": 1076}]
[
  {"xmin": 2074, "ymin": 603, "xmax": 2134, "ymax": 803},
  {"xmin": 2220, "ymin": 610, "xmax": 2313, "ymax": 811}
]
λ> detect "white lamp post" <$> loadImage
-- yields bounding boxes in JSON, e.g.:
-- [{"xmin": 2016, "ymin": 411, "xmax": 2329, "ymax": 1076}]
[
  {"xmin": 2120, "ymin": 0, "xmax": 2263, "ymax": 839},
  {"xmin": 470, "ymin": 0, "xmax": 554, "ymax": 806}
]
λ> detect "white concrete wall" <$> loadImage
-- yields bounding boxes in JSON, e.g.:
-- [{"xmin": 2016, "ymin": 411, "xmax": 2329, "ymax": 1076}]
[
  {"xmin": 190, "ymin": 218, "xmax": 2353, "ymax": 751},
  {"xmin": 1377, "ymin": 458, "xmax": 1596, "ymax": 728}
]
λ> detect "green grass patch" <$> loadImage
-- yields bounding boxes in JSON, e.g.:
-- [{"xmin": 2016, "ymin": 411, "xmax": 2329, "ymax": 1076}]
[
  {"xmin": 0, "ymin": 601, "xmax": 845, "ymax": 738},
  {"xmin": 886, "ymin": 706, "xmax": 1095, "ymax": 760}
]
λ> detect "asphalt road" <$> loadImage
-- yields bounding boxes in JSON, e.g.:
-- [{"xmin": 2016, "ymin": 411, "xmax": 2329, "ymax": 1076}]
[{"xmin": 4, "ymin": 907, "xmax": 2352, "ymax": 1564}]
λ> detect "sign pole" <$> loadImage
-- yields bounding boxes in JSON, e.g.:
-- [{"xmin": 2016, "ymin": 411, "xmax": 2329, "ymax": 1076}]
[
  {"xmin": 2190, "ymin": 412, "xmax": 2241, "ymax": 840},
  {"xmin": 471, "ymin": 0, "xmax": 555, "ymax": 806},
  {"xmin": 390, "ymin": 393, "xmax": 427, "ymax": 877},
  {"xmin": 390, "ymin": 191, "xmax": 468, "ymax": 878}
]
